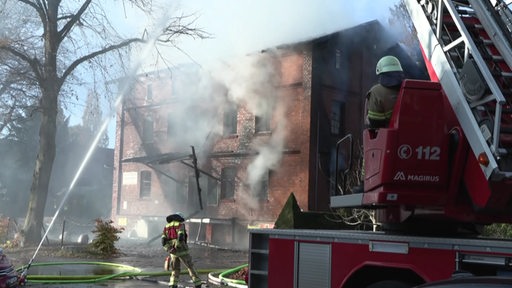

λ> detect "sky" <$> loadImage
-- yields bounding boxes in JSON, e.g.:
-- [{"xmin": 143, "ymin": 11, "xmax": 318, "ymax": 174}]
[{"xmin": 67, "ymin": 0, "xmax": 400, "ymax": 147}]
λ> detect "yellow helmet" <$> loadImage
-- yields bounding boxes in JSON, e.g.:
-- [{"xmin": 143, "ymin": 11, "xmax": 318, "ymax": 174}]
[{"xmin": 376, "ymin": 56, "xmax": 403, "ymax": 75}]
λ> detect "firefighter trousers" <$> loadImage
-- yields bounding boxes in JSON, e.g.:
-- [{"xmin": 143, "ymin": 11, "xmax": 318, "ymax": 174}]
[{"xmin": 169, "ymin": 252, "xmax": 201, "ymax": 287}]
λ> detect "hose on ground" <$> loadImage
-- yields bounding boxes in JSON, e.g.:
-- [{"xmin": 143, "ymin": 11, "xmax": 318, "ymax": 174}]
[
  {"xmin": 208, "ymin": 264, "xmax": 248, "ymax": 288},
  {"xmin": 15, "ymin": 261, "xmax": 222, "ymax": 284}
]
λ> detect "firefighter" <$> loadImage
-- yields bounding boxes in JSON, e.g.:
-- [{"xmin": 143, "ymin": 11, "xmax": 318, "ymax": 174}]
[
  {"xmin": 0, "ymin": 247, "xmax": 24, "ymax": 287},
  {"xmin": 365, "ymin": 55, "xmax": 405, "ymax": 128},
  {"xmin": 161, "ymin": 213, "xmax": 202, "ymax": 288}
]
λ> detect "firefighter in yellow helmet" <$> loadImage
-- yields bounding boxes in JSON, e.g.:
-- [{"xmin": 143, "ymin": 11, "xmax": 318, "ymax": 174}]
[
  {"xmin": 161, "ymin": 213, "xmax": 202, "ymax": 288},
  {"xmin": 365, "ymin": 55, "xmax": 405, "ymax": 128}
]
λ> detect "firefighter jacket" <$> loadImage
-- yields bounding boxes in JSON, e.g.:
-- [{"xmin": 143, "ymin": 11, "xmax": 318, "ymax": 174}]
[
  {"xmin": 162, "ymin": 220, "xmax": 189, "ymax": 256},
  {"xmin": 366, "ymin": 84, "xmax": 400, "ymax": 128}
]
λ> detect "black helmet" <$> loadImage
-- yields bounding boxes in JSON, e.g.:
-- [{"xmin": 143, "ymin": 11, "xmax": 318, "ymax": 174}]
[{"xmin": 166, "ymin": 213, "xmax": 185, "ymax": 223}]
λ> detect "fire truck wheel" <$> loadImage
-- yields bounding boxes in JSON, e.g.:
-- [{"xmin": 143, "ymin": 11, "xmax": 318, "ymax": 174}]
[{"xmin": 367, "ymin": 280, "xmax": 412, "ymax": 288}]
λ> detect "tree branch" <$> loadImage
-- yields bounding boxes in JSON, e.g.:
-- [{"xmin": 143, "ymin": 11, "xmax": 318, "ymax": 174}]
[
  {"xmin": 0, "ymin": 104, "xmax": 16, "ymax": 135},
  {"xmin": 0, "ymin": 45, "xmax": 43, "ymax": 82},
  {"xmin": 58, "ymin": 0, "xmax": 92, "ymax": 40},
  {"xmin": 61, "ymin": 38, "xmax": 144, "ymax": 83},
  {"xmin": 18, "ymin": 0, "xmax": 41, "ymax": 11},
  {"xmin": 19, "ymin": 0, "xmax": 48, "ymax": 33},
  {"xmin": 158, "ymin": 13, "xmax": 210, "ymax": 43}
]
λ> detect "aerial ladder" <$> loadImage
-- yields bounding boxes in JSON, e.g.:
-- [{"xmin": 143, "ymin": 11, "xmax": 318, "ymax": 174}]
[
  {"xmin": 406, "ymin": 0, "xmax": 512, "ymax": 180},
  {"xmin": 331, "ymin": 0, "xmax": 512, "ymax": 228}
]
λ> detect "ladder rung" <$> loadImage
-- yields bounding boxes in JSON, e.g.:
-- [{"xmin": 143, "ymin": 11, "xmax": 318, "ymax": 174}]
[
  {"xmin": 501, "ymin": 125, "xmax": 512, "ymax": 134},
  {"xmin": 489, "ymin": 61, "xmax": 512, "ymax": 74},
  {"xmin": 492, "ymin": 55, "xmax": 505, "ymax": 61},
  {"xmin": 485, "ymin": 45, "xmax": 502, "ymax": 57},
  {"xmin": 461, "ymin": 16, "xmax": 480, "ymax": 25}
]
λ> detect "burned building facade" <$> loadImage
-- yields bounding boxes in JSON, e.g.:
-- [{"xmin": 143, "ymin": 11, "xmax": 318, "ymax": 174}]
[{"xmin": 111, "ymin": 21, "xmax": 423, "ymax": 246}]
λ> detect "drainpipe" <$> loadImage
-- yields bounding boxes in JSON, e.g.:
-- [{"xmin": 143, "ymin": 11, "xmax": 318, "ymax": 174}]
[{"xmin": 116, "ymin": 98, "xmax": 126, "ymax": 215}]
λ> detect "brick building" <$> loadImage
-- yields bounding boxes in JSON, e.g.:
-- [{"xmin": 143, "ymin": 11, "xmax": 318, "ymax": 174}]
[{"xmin": 111, "ymin": 20, "xmax": 425, "ymax": 247}]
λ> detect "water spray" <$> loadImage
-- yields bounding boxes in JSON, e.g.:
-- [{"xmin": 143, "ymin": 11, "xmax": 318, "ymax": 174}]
[
  {"xmin": 19, "ymin": 11, "xmax": 170, "ymax": 281},
  {"xmin": 20, "ymin": 117, "xmax": 111, "ymax": 280}
]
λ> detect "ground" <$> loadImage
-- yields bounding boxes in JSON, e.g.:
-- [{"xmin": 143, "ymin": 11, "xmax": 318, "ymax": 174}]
[{"xmin": 3, "ymin": 239, "xmax": 249, "ymax": 287}]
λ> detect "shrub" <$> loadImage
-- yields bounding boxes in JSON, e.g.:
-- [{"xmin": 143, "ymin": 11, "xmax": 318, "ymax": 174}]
[
  {"xmin": 90, "ymin": 218, "xmax": 124, "ymax": 257},
  {"xmin": 0, "ymin": 219, "xmax": 7, "ymax": 242},
  {"xmin": 483, "ymin": 223, "xmax": 512, "ymax": 239}
]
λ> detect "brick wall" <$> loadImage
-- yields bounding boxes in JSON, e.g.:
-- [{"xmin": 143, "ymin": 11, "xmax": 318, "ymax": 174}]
[{"xmin": 111, "ymin": 21, "xmax": 394, "ymax": 244}]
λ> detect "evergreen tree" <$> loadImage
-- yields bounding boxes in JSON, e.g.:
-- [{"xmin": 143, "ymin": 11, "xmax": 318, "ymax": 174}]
[{"xmin": 81, "ymin": 90, "xmax": 108, "ymax": 148}]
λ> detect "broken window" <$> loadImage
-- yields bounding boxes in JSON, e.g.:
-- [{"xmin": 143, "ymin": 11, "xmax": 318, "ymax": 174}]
[
  {"xmin": 142, "ymin": 115, "xmax": 154, "ymax": 143},
  {"xmin": 223, "ymin": 104, "xmax": 238, "ymax": 135},
  {"xmin": 221, "ymin": 167, "xmax": 236, "ymax": 199},
  {"xmin": 161, "ymin": 176, "xmax": 185, "ymax": 204},
  {"xmin": 206, "ymin": 177, "xmax": 219, "ymax": 206},
  {"xmin": 145, "ymin": 83, "xmax": 153, "ymax": 103},
  {"xmin": 331, "ymin": 101, "xmax": 343, "ymax": 135},
  {"xmin": 188, "ymin": 175, "xmax": 219, "ymax": 207},
  {"xmin": 255, "ymin": 111, "xmax": 271, "ymax": 133},
  {"xmin": 140, "ymin": 170, "xmax": 152, "ymax": 198},
  {"xmin": 167, "ymin": 113, "xmax": 175, "ymax": 140},
  {"xmin": 188, "ymin": 176, "xmax": 201, "ymax": 209},
  {"xmin": 253, "ymin": 170, "xmax": 269, "ymax": 200}
]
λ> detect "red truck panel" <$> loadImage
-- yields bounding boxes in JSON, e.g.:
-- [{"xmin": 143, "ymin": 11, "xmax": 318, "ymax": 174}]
[
  {"xmin": 362, "ymin": 79, "xmax": 512, "ymax": 224},
  {"xmin": 331, "ymin": 241, "xmax": 455, "ymax": 287},
  {"xmin": 266, "ymin": 236, "xmax": 459, "ymax": 288},
  {"xmin": 253, "ymin": 230, "xmax": 512, "ymax": 288},
  {"xmin": 268, "ymin": 238, "xmax": 295, "ymax": 287},
  {"xmin": 464, "ymin": 154, "xmax": 512, "ymax": 214},
  {"xmin": 363, "ymin": 80, "xmax": 455, "ymax": 207}
]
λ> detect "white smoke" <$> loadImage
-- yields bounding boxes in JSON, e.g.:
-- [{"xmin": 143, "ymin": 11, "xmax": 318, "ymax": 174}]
[
  {"xmin": 157, "ymin": 0, "xmax": 400, "ymax": 65},
  {"xmin": 210, "ymin": 52, "xmax": 287, "ymax": 208},
  {"xmin": 113, "ymin": 0, "xmax": 400, "ymax": 68},
  {"xmin": 117, "ymin": 0, "xmax": 400, "ymax": 211},
  {"xmin": 156, "ymin": 65, "xmax": 226, "ymax": 151}
]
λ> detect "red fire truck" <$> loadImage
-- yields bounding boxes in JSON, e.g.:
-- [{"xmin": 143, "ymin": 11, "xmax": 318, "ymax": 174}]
[{"xmin": 248, "ymin": 0, "xmax": 512, "ymax": 287}]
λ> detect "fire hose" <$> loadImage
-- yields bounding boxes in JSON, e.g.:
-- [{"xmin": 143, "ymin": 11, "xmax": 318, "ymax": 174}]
[
  {"xmin": 13, "ymin": 261, "xmax": 238, "ymax": 285},
  {"xmin": 208, "ymin": 264, "xmax": 248, "ymax": 288}
]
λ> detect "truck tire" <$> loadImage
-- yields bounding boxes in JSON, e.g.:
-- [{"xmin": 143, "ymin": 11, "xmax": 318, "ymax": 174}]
[{"xmin": 367, "ymin": 280, "xmax": 412, "ymax": 288}]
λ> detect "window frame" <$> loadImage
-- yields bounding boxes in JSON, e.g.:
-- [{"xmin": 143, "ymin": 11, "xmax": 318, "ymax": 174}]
[
  {"xmin": 255, "ymin": 113, "xmax": 271, "ymax": 133},
  {"xmin": 223, "ymin": 105, "xmax": 238, "ymax": 136},
  {"xmin": 254, "ymin": 170, "xmax": 269, "ymax": 200},
  {"xmin": 142, "ymin": 115, "xmax": 154, "ymax": 143},
  {"xmin": 220, "ymin": 166, "xmax": 236, "ymax": 199},
  {"xmin": 139, "ymin": 170, "xmax": 152, "ymax": 198}
]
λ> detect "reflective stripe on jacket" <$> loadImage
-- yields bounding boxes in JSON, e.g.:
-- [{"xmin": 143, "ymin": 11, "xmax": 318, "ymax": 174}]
[
  {"xmin": 366, "ymin": 84, "xmax": 400, "ymax": 126},
  {"xmin": 162, "ymin": 221, "xmax": 189, "ymax": 256},
  {"xmin": 163, "ymin": 221, "xmax": 185, "ymax": 240}
]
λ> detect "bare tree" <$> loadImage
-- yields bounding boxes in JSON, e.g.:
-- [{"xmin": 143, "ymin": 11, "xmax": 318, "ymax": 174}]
[
  {"xmin": 0, "ymin": 43, "xmax": 39, "ymax": 136},
  {"xmin": 0, "ymin": 0, "xmax": 208, "ymax": 245},
  {"xmin": 389, "ymin": 1, "xmax": 423, "ymax": 61}
]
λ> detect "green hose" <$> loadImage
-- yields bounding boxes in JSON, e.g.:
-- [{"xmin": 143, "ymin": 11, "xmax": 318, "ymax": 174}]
[
  {"xmin": 218, "ymin": 263, "xmax": 248, "ymax": 285},
  {"xmin": 18, "ymin": 261, "xmax": 140, "ymax": 273},
  {"xmin": 15, "ymin": 261, "xmax": 221, "ymax": 284}
]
